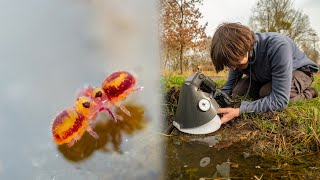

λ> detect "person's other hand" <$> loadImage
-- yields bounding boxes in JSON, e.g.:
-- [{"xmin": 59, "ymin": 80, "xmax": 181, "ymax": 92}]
[{"xmin": 217, "ymin": 108, "xmax": 240, "ymax": 124}]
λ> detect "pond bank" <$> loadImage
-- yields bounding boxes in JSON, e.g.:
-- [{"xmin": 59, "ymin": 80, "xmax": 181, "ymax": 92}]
[{"xmin": 163, "ymin": 84, "xmax": 320, "ymax": 179}]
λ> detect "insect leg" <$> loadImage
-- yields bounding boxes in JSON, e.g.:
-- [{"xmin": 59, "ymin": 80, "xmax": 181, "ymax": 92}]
[
  {"xmin": 132, "ymin": 86, "xmax": 144, "ymax": 93},
  {"xmin": 86, "ymin": 126, "xmax": 99, "ymax": 139},
  {"xmin": 67, "ymin": 139, "xmax": 75, "ymax": 148},
  {"xmin": 67, "ymin": 134, "xmax": 82, "ymax": 148},
  {"xmin": 104, "ymin": 107, "xmax": 123, "ymax": 121},
  {"xmin": 114, "ymin": 102, "xmax": 131, "ymax": 117}
]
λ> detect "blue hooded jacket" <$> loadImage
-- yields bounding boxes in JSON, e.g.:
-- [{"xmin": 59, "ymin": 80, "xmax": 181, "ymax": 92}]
[{"xmin": 222, "ymin": 32, "xmax": 319, "ymax": 113}]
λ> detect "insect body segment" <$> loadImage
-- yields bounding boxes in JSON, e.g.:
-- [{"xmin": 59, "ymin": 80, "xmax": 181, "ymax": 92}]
[
  {"xmin": 102, "ymin": 71, "xmax": 136, "ymax": 102},
  {"xmin": 75, "ymin": 97, "xmax": 95, "ymax": 118},
  {"xmin": 91, "ymin": 88, "xmax": 107, "ymax": 103},
  {"xmin": 52, "ymin": 97, "xmax": 99, "ymax": 147},
  {"xmin": 90, "ymin": 87, "xmax": 123, "ymax": 121},
  {"xmin": 52, "ymin": 108, "xmax": 86, "ymax": 145},
  {"xmin": 102, "ymin": 71, "xmax": 142, "ymax": 117}
]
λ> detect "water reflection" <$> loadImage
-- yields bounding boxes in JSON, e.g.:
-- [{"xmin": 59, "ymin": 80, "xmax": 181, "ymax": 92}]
[
  {"xmin": 58, "ymin": 103, "xmax": 146, "ymax": 162},
  {"xmin": 165, "ymin": 136, "xmax": 320, "ymax": 179},
  {"xmin": 0, "ymin": 0, "xmax": 160, "ymax": 178},
  {"xmin": 212, "ymin": 160, "xmax": 231, "ymax": 179},
  {"xmin": 199, "ymin": 157, "xmax": 210, "ymax": 167},
  {"xmin": 190, "ymin": 136, "xmax": 219, "ymax": 148},
  {"xmin": 199, "ymin": 160, "xmax": 232, "ymax": 180}
]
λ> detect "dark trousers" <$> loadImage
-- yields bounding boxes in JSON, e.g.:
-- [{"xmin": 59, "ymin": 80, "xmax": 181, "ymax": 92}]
[{"xmin": 232, "ymin": 70, "xmax": 315, "ymax": 102}]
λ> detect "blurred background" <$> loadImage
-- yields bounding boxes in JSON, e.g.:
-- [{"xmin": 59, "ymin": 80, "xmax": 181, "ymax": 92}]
[
  {"xmin": 160, "ymin": 0, "xmax": 320, "ymax": 75},
  {"xmin": 0, "ymin": 0, "xmax": 162, "ymax": 179}
]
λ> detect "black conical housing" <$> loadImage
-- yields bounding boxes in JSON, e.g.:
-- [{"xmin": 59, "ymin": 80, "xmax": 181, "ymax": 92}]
[{"xmin": 175, "ymin": 73, "xmax": 219, "ymax": 129}]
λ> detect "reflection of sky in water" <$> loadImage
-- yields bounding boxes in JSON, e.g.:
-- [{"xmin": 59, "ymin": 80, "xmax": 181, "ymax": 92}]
[{"xmin": 0, "ymin": 0, "xmax": 161, "ymax": 179}]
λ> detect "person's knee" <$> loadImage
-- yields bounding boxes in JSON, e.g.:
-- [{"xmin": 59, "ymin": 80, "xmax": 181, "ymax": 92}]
[
  {"xmin": 232, "ymin": 76, "xmax": 250, "ymax": 96},
  {"xmin": 259, "ymin": 82, "xmax": 272, "ymax": 98},
  {"xmin": 292, "ymin": 70, "xmax": 313, "ymax": 88},
  {"xmin": 290, "ymin": 70, "xmax": 316, "ymax": 101}
]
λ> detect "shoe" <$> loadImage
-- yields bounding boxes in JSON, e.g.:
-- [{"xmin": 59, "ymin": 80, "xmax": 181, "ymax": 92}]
[{"xmin": 306, "ymin": 86, "xmax": 318, "ymax": 98}]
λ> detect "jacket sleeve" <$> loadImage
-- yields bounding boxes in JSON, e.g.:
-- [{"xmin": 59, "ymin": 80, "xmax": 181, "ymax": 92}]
[
  {"xmin": 222, "ymin": 69, "xmax": 243, "ymax": 95},
  {"xmin": 240, "ymin": 42, "xmax": 292, "ymax": 113}
]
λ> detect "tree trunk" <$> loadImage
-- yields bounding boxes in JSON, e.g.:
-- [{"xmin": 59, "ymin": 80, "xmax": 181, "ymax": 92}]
[
  {"xmin": 179, "ymin": 43, "xmax": 184, "ymax": 74},
  {"xmin": 164, "ymin": 49, "xmax": 170, "ymax": 71}
]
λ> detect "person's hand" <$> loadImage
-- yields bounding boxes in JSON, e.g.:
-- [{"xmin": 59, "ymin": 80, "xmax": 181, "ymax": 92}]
[{"xmin": 217, "ymin": 108, "xmax": 240, "ymax": 124}]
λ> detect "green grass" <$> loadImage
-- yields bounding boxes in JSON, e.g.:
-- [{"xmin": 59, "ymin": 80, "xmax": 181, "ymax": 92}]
[
  {"xmin": 161, "ymin": 75, "xmax": 226, "ymax": 89},
  {"xmin": 257, "ymin": 74, "xmax": 320, "ymax": 157},
  {"xmin": 161, "ymin": 75, "xmax": 186, "ymax": 88},
  {"xmin": 163, "ymin": 73, "xmax": 320, "ymax": 159}
]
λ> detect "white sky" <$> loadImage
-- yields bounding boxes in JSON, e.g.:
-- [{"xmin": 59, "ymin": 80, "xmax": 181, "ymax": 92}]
[{"xmin": 199, "ymin": 0, "xmax": 320, "ymax": 36}]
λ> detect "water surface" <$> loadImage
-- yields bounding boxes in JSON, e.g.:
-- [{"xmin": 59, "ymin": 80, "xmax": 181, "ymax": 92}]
[
  {"xmin": 0, "ymin": 0, "xmax": 161, "ymax": 179},
  {"xmin": 164, "ymin": 135, "xmax": 320, "ymax": 179}
]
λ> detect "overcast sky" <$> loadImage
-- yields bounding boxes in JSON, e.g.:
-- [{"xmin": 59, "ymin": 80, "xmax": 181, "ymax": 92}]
[{"xmin": 199, "ymin": 0, "xmax": 320, "ymax": 36}]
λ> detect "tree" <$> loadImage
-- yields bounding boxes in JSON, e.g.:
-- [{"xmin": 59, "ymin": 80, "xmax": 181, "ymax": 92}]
[
  {"xmin": 249, "ymin": 0, "xmax": 319, "ymax": 63},
  {"xmin": 301, "ymin": 31, "xmax": 320, "ymax": 63},
  {"xmin": 160, "ymin": 0, "xmax": 207, "ymax": 74}
]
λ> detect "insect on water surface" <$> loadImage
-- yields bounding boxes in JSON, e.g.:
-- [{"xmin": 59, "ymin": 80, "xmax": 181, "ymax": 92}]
[
  {"xmin": 78, "ymin": 71, "xmax": 143, "ymax": 118},
  {"xmin": 52, "ymin": 71, "xmax": 142, "ymax": 147},
  {"xmin": 51, "ymin": 97, "xmax": 100, "ymax": 147},
  {"xmin": 76, "ymin": 86, "xmax": 123, "ymax": 122},
  {"xmin": 102, "ymin": 71, "xmax": 143, "ymax": 116}
]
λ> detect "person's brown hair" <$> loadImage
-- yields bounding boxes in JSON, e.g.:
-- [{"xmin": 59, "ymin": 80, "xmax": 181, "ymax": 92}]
[{"xmin": 210, "ymin": 22, "xmax": 255, "ymax": 72}]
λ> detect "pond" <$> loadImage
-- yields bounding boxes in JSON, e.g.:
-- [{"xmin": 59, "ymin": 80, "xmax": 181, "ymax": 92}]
[
  {"xmin": 164, "ymin": 134, "xmax": 320, "ymax": 179},
  {"xmin": 0, "ymin": 0, "xmax": 162, "ymax": 179}
]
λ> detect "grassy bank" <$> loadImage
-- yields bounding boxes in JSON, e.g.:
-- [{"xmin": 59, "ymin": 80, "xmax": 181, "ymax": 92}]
[{"xmin": 163, "ymin": 73, "xmax": 320, "ymax": 159}]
